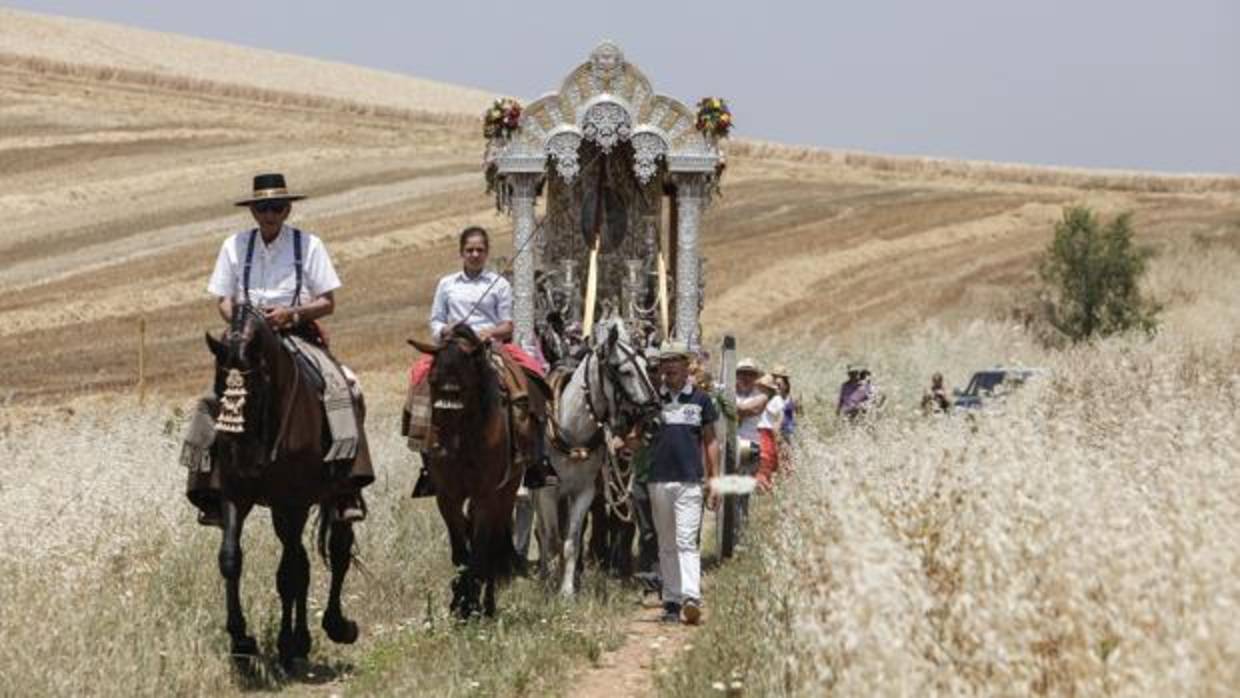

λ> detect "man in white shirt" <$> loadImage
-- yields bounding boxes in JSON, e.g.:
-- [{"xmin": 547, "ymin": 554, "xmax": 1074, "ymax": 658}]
[
  {"xmin": 188, "ymin": 173, "xmax": 371, "ymax": 525},
  {"xmin": 207, "ymin": 181, "xmax": 339, "ymax": 337}
]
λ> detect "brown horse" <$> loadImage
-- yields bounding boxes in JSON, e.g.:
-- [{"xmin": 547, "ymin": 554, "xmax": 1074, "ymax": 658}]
[
  {"xmin": 204, "ymin": 303, "xmax": 364, "ymax": 668},
  {"xmin": 410, "ymin": 325, "xmax": 529, "ymax": 618}
]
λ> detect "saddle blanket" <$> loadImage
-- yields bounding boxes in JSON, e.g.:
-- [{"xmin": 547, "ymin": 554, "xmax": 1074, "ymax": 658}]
[
  {"xmin": 179, "ymin": 393, "xmax": 218, "ymax": 473},
  {"xmin": 178, "ymin": 339, "xmax": 363, "ymax": 470},
  {"xmin": 286, "ymin": 335, "xmax": 360, "ymax": 462}
]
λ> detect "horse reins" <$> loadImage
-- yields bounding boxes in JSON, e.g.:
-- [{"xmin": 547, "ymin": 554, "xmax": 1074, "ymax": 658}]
[
  {"xmin": 216, "ymin": 304, "xmax": 299, "ymax": 465},
  {"xmin": 456, "ymin": 148, "xmax": 609, "ymax": 335}
]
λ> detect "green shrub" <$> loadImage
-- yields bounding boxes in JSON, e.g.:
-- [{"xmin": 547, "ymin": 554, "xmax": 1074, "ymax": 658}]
[{"xmin": 1039, "ymin": 206, "xmax": 1160, "ymax": 342}]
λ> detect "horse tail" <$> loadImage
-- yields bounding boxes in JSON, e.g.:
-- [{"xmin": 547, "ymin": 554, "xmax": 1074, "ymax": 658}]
[{"xmin": 473, "ymin": 515, "xmax": 522, "ymax": 584}]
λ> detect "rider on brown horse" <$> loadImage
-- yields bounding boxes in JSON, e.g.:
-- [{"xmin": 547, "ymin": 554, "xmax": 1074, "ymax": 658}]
[
  {"xmin": 185, "ymin": 173, "xmax": 371, "ymax": 526},
  {"xmin": 408, "ymin": 225, "xmax": 557, "ymax": 496}
]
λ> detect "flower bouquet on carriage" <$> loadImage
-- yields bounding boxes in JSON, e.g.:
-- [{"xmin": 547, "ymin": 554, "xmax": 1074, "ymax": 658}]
[
  {"xmin": 483, "ymin": 97, "xmax": 523, "ymax": 140},
  {"xmin": 695, "ymin": 97, "xmax": 733, "ymax": 139}
]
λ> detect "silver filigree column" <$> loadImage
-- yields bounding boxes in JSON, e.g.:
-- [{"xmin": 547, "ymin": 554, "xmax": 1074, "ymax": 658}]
[
  {"xmin": 508, "ymin": 173, "xmax": 541, "ymax": 352},
  {"xmin": 672, "ymin": 173, "xmax": 707, "ymax": 348}
]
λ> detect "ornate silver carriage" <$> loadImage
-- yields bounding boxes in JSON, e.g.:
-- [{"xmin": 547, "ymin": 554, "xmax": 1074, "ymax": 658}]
[
  {"xmin": 487, "ymin": 42, "xmax": 745, "ymax": 559},
  {"xmin": 484, "ymin": 41, "xmax": 725, "ymax": 355}
]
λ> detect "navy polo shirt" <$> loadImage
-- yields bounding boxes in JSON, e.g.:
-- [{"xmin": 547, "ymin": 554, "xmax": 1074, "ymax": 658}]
[{"xmin": 649, "ymin": 383, "xmax": 718, "ymax": 483}]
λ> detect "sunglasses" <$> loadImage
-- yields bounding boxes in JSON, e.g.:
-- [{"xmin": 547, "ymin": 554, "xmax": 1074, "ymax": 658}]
[{"xmin": 251, "ymin": 200, "xmax": 289, "ymax": 214}]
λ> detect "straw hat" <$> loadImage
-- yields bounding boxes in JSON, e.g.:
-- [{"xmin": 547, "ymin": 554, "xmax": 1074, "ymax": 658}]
[
  {"xmin": 234, "ymin": 173, "xmax": 307, "ymax": 207},
  {"xmin": 659, "ymin": 341, "xmax": 693, "ymax": 361},
  {"xmin": 735, "ymin": 357, "xmax": 761, "ymax": 374},
  {"xmin": 755, "ymin": 373, "xmax": 779, "ymax": 393},
  {"xmin": 771, "ymin": 364, "xmax": 790, "ymax": 379}
]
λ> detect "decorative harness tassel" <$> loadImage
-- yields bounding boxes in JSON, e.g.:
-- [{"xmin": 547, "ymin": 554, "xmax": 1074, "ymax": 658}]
[{"xmin": 216, "ymin": 369, "xmax": 247, "ymax": 433}]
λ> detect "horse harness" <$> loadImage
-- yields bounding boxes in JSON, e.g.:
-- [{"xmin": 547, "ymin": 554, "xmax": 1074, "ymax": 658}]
[
  {"xmin": 546, "ymin": 339, "xmax": 659, "ymax": 453},
  {"xmin": 581, "ymin": 340, "xmax": 659, "ymax": 432},
  {"xmin": 214, "ymin": 306, "xmax": 312, "ymax": 467},
  {"xmin": 544, "ymin": 339, "xmax": 659, "ymax": 523},
  {"xmin": 545, "ymin": 366, "xmax": 606, "ymax": 461}
]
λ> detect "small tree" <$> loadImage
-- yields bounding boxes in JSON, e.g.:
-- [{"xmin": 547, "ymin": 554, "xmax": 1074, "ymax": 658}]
[{"xmin": 1039, "ymin": 206, "xmax": 1159, "ymax": 342}]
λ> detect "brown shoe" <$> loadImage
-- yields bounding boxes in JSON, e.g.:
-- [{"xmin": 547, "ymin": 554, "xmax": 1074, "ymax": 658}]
[{"xmin": 682, "ymin": 598, "xmax": 702, "ymax": 625}]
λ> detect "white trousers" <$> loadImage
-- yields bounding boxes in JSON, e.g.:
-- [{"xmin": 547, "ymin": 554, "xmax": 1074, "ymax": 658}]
[{"xmin": 649, "ymin": 481, "xmax": 703, "ymax": 605}]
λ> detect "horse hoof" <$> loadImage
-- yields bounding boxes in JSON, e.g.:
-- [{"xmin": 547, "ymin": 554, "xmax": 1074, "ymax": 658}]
[
  {"xmin": 230, "ymin": 635, "xmax": 258, "ymax": 658},
  {"xmin": 323, "ymin": 615, "xmax": 358, "ymax": 644},
  {"xmin": 280, "ymin": 655, "xmax": 311, "ymax": 676},
  {"xmin": 278, "ymin": 629, "xmax": 312, "ymax": 668},
  {"xmin": 295, "ymin": 629, "xmax": 312, "ymax": 657}
]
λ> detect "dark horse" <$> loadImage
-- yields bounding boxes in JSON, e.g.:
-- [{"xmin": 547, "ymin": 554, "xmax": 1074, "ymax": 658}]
[
  {"xmin": 410, "ymin": 325, "xmax": 530, "ymax": 618},
  {"xmin": 204, "ymin": 303, "xmax": 362, "ymax": 668}
]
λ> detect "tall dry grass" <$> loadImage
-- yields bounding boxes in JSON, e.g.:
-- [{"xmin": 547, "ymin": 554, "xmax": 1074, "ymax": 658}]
[
  {"xmin": 0, "ymin": 383, "xmax": 631, "ymax": 696},
  {"xmin": 664, "ymin": 243, "xmax": 1240, "ymax": 696}
]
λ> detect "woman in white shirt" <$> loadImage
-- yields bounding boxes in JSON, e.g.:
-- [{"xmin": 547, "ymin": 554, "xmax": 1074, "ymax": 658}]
[{"xmin": 755, "ymin": 374, "xmax": 784, "ymax": 492}]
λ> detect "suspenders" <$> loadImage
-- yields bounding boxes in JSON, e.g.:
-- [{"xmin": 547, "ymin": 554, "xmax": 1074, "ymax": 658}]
[
  {"xmin": 242, "ymin": 227, "xmax": 303, "ymax": 307},
  {"xmin": 292, "ymin": 228, "xmax": 303, "ymax": 306}
]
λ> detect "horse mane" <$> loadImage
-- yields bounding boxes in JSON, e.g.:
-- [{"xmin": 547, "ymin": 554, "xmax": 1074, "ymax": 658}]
[{"xmin": 226, "ymin": 303, "xmax": 276, "ymax": 364}]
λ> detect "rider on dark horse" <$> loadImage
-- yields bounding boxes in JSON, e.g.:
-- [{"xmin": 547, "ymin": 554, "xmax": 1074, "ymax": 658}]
[
  {"xmin": 185, "ymin": 173, "xmax": 371, "ymax": 525},
  {"xmin": 407, "ymin": 225, "xmax": 557, "ymax": 496}
]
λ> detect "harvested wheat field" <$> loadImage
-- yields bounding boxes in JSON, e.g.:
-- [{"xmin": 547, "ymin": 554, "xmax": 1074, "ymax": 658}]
[{"xmin": 2, "ymin": 7, "xmax": 1239, "ymax": 697}]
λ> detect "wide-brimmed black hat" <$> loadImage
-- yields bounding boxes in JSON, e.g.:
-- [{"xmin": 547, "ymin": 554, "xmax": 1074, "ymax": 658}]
[{"xmin": 234, "ymin": 173, "xmax": 307, "ymax": 207}]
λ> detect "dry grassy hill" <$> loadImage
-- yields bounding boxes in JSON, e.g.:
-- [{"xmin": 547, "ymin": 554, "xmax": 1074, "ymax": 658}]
[{"xmin": 1, "ymin": 8, "xmax": 1238, "ymax": 405}]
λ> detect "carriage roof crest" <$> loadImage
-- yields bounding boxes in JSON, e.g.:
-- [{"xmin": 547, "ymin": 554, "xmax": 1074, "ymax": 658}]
[{"xmin": 488, "ymin": 41, "xmax": 721, "ymax": 184}]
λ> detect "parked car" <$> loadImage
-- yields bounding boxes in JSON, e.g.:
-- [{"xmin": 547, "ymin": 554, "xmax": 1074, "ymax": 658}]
[{"xmin": 953, "ymin": 367, "xmax": 1047, "ymax": 410}]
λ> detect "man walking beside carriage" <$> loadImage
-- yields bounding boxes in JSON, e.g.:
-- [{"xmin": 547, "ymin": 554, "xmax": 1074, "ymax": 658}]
[{"xmin": 649, "ymin": 342, "xmax": 721, "ymax": 625}]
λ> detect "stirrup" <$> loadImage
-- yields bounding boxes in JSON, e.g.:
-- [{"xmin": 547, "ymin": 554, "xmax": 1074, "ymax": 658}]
[
  {"xmin": 197, "ymin": 507, "xmax": 223, "ymax": 528},
  {"xmin": 411, "ymin": 469, "xmax": 436, "ymax": 498}
]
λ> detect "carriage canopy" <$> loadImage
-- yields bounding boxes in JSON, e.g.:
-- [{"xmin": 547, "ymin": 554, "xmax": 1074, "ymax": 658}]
[{"xmin": 484, "ymin": 41, "xmax": 725, "ymax": 353}]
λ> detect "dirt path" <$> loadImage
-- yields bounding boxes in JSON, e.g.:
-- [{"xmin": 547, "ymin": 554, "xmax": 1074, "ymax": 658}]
[{"xmin": 572, "ymin": 596, "xmax": 697, "ymax": 698}]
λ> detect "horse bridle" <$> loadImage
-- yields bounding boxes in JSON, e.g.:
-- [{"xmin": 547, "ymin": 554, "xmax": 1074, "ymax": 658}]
[
  {"xmin": 582, "ymin": 338, "xmax": 660, "ymax": 433},
  {"xmin": 215, "ymin": 304, "xmax": 282, "ymax": 464}
]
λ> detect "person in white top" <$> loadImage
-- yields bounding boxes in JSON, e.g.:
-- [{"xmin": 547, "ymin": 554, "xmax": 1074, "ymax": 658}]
[
  {"xmin": 207, "ymin": 177, "xmax": 340, "ymax": 339},
  {"xmin": 754, "ymin": 373, "xmax": 784, "ymax": 491},
  {"xmin": 428, "ymin": 263, "xmax": 512, "ymax": 342},
  {"xmin": 189, "ymin": 173, "xmax": 369, "ymax": 526},
  {"xmin": 734, "ymin": 358, "xmax": 767, "ymax": 471},
  {"xmin": 408, "ymin": 226, "xmax": 554, "ymax": 497},
  {"xmin": 757, "ymin": 383, "xmax": 785, "ymax": 433}
]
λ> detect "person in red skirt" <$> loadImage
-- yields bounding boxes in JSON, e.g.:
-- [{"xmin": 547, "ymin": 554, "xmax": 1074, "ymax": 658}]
[{"xmin": 753, "ymin": 373, "xmax": 784, "ymax": 492}]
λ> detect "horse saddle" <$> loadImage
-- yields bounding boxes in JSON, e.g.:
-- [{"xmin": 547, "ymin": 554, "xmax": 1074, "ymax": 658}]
[{"xmin": 489, "ymin": 349, "xmax": 549, "ymax": 422}]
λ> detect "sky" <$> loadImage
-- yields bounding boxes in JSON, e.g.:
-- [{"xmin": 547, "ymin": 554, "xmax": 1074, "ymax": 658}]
[{"xmin": 6, "ymin": 0, "xmax": 1238, "ymax": 174}]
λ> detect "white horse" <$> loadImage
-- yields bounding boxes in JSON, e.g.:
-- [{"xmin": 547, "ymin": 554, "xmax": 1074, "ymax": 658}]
[{"xmin": 534, "ymin": 318, "xmax": 659, "ymax": 596}]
